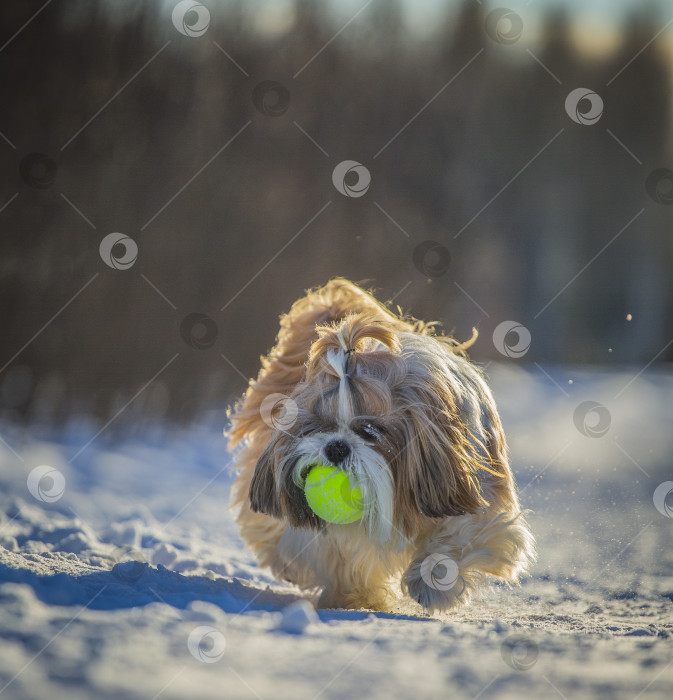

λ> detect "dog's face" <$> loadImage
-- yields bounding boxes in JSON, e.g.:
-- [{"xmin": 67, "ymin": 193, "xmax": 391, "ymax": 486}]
[{"xmin": 250, "ymin": 314, "xmax": 513, "ymax": 545}]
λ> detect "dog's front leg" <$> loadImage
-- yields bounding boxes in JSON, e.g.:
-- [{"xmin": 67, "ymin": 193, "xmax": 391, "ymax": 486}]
[{"xmin": 402, "ymin": 512, "xmax": 535, "ymax": 613}]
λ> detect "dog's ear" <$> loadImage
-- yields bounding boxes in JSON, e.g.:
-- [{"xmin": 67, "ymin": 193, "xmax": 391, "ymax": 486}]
[
  {"xmin": 280, "ymin": 479, "xmax": 324, "ymax": 531},
  {"xmin": 249, "ymin": 444, "xmax": 282, "ymax": 517},
  {"xmin": 413, "ymin": 419, "xmax": 487, "ymax": 518},
  {"xmin": 392, "ymin": 383, "xmax": 489, "ymax": 537},
  {"xmin": 249, "ymin": 441, "xmax": 323, "ymax": 530}
]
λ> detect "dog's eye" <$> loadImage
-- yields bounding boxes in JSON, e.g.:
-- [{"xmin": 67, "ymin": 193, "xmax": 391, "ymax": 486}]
[{"xmin": 352, "ymin": 421, "xmax": 386, "ymax": 442}]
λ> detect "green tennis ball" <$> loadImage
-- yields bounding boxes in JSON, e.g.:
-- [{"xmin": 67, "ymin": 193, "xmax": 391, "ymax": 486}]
[{"xmin": 304, "ymin": 465, "xmax": 364, "ymax": 524}]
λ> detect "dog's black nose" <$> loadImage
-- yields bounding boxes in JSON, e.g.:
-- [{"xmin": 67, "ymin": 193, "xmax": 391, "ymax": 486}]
[{"xmin": 324, "ymin": 439, "xmax": 351, "ymax": 464}]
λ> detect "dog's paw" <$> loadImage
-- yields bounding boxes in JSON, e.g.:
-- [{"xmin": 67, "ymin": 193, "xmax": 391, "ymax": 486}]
[
  {"xmin": 402, "ymin": 512, "xmax": 536, "ymax": 612},
  {"xmin": 402, "ymin": 551, "xmax": 475, "ymax": 613}
]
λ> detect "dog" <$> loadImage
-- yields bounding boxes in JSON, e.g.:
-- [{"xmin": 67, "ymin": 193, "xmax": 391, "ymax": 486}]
[{"xmin": 227, "ymin": 279, "xmax": 534, "ymax": 612}]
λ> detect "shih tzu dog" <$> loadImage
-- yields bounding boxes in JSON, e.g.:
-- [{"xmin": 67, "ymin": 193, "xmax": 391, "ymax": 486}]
[{"xmin": 227, "ymin": 279, "xmax": 534, "ymax": 612}]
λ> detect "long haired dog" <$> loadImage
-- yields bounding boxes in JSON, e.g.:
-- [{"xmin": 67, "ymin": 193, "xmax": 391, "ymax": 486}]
[{"xmin": 228, "ymin": 279, "xmax": 534, "ymax": 612}]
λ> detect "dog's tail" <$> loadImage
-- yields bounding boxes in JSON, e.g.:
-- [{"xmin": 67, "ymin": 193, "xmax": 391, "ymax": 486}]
[{"xmin": 226, "ymin": 278, "xmax": 400, "ymax": 449}]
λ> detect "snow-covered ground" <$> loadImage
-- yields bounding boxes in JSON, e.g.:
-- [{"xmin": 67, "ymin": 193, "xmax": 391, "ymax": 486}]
[{"xmin": 0, "ymin": 364, "xmax": 671, "ymax": 700}]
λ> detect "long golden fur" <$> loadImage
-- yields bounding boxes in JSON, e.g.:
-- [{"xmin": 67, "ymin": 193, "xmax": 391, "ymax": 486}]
[{"xmin": 227, "ymin": 279, "xmax": 535, "ymax": 612}]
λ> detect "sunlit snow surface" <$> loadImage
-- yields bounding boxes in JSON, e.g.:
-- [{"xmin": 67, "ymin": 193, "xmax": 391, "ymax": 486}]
[{"xmin": 0, "ymin": 364, "xmax": 671, "ymax": 700}]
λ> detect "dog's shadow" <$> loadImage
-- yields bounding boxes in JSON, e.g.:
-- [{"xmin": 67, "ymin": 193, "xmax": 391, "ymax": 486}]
[{"xmin": 0, "ymin": 559, "xmax": 431, "ymax": 622}]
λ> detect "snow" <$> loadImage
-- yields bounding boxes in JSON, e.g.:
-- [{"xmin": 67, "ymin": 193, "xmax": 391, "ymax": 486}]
[
  {"xmin": 275, "ymin": 600, "xmax": 321, "ymax": 634},
  {"xmin": 0, "ymin": 364, "xmax": 672, "ymax": 699}
]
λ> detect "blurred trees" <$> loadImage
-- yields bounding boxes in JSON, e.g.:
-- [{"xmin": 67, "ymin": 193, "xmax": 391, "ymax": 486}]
[{"xmin": 0, "ymin": 0, "xmax": 671, "ymax": 425}]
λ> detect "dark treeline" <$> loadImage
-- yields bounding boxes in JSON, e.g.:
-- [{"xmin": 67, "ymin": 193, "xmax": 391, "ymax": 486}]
[{"xmin": 1, "ymin": 0, "xmax": 672, "ymax": 426}]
